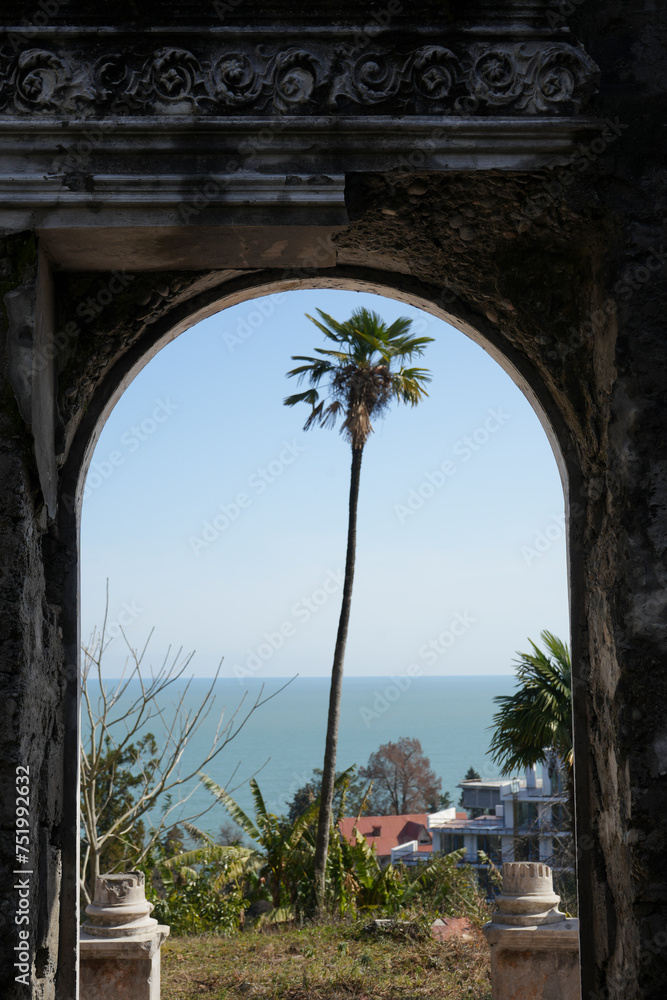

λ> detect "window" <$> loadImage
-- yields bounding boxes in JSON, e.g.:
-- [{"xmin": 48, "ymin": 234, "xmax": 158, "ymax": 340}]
[
  {"xmin": 442, "ymin": 833, "xmax": 465, "ymax": 853},
  {"xmin": 550, "ymin": 803, "xmax": 570, "ymax": 829},
  {"xmin": 517, "ymin": 801, "xmax": 539, "ymax": 831},
  {"xmin": 514, "ymin": 837, "xmax": 540, "ymax": 861},
  {"xmin": 478, "ymin": 834, "xmax": 502, "ymax": 862}
]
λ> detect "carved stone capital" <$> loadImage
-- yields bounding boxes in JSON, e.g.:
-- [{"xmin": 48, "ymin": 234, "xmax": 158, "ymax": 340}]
[
  {"xmin": 82, "ymin": 871, "xmax": 159, "ymax": 938},
  {"xmin": 491, "ymin": 862, "xmax": 566, "ymax": 927}
]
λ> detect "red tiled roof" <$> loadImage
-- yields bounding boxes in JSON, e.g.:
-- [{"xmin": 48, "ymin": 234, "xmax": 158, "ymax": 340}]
[{"xmin": 338, "ymin": 814, "xmax": 432, "ymax": 858}]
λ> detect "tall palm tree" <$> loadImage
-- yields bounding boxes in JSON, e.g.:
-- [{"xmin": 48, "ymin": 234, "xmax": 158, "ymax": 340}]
[
  {"xmin": 284, "ymin": 306, "xmax": 433, "ymax": 910},
  {"xmin": 488, "ymin": 631, "xmax": 572, "ymax": 773}
]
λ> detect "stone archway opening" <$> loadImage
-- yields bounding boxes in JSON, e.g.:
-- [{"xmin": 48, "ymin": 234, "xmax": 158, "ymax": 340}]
[{"xmin": 72, "ymin": 274, "xmax": 576, "ymax": 982}]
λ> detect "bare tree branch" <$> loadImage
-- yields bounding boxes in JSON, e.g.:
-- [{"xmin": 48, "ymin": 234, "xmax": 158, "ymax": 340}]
[{"xmin": 80, "ymin": 587, "xmax": 292, "ymax": 901}]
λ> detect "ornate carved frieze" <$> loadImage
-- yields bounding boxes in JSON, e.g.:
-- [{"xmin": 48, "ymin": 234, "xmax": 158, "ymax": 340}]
[
  {"xmin": 0, "ymin": 35, "xmax": 598, "ymax": 118},
  {"xmin": 0, "ymin": 18, "xmax": 603, "ymax": 232}
]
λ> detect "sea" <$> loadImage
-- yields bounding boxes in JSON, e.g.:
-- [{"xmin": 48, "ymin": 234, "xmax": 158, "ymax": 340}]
[{"xmin": 82, "ymin": 675, "xmax": 516, "ymax": 838}]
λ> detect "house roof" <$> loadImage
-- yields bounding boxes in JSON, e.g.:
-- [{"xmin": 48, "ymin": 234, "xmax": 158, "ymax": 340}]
[
  {"xmin": 429, "ymin": 810, "xmax": 468, "ymax": 822},
  {"xmin": 436, "ymin": 814, "xmax": 506, "ymax": 833},
  {"xmin": 338, "ymin": 814, "xmax": 432, "ymax": 858},
  {"xmin": 458, "ymin": 779, "xmax": 508, "ymax": 789}
]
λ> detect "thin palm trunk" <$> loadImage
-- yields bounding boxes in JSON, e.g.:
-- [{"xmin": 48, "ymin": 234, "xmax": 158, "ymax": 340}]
[{"xmin": 313, "ymin": 445, "xmax": 363, "ymax": 910}]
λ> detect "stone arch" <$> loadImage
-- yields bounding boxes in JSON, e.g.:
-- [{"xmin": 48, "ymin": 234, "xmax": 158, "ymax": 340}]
[
  {"xmin": 64, "ymin": 267, "xmax": 576, "ymax": 501},
  {"xmin": 1, "ymin": 6, "xmax": 665, "ymax": 999}
]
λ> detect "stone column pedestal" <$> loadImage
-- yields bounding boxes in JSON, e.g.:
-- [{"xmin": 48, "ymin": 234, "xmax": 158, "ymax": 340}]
[
  {"xmin": 483, "ymin": 862, "xmax": 580, "ymax": 1000},
  {"xmin": 79, "ymin": 872, "xmax": 170, "ymax": 1000}
]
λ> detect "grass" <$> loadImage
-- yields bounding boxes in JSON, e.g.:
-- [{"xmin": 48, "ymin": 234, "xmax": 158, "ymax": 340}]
[{"xmin": 161, "ymin": 921, "xmax": 492, "ymax": 1000}]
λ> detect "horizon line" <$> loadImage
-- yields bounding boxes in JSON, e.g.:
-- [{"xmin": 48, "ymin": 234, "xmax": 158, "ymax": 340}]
[{"xmin": 94, "ymin": 673, "xmax": 517, "ymax": 681}]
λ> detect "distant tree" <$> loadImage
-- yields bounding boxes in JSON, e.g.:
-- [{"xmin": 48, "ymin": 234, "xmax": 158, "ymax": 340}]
[
  {"xmin": 436, "ymin": 791, "xmax": 454, "ymax": 810},
  {"xmin": 287, "ymin": 766, "xmax": 371, "ymax": 822},
  {"xmin": 161, "ymin": 824, "xmax": 186, "ymax": 857},
  {"xmin": 287, "ymin": 780, "xmax": 319, "ymax": 823},
  {"xmin": 359, "ymin": 738, "xmax": 441, "ymax": 815},
  {"xmin": 219, "ymin": 821, "xmax": 248, "ymax": 847},
  {"xmin": 458, "ymin": 766, "xmax": 481, "ymax": 808}
]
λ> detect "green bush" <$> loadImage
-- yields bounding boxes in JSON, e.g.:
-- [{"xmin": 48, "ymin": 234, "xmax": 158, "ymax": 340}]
[
  {"xmin": 148, "ymin": 858, "xmax": 246, "ymax": 936},
  {"xmin": 139, "ymin": 829, "xmax": 257, "ymax": 936}
]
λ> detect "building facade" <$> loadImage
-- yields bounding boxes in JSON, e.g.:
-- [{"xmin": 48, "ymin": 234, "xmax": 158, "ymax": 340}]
[{"xmin": 429, "ymin": 765, "xmax": 571, "ymax": 869}]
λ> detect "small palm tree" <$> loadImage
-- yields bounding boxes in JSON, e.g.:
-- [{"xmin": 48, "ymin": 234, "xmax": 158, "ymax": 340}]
[
  {"xmin": 199, "ymin": 769, "xmax": 354, "ymax": 919},
  {"xmin": 488, "ymin": 630, "xmax": 572, "ymax": 776},
  {"xmin": 199, "ymin": 775, "xmax": 316, "ymax": 915},
  {"xmin": 284, "ymin": 306, "xmax": 433, "ymax": 910}
]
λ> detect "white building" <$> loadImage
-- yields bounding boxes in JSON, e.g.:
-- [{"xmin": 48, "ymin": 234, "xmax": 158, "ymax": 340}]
[{"xmin": 428, "ymin": 763, "xmax": 571, "ymax": 870}]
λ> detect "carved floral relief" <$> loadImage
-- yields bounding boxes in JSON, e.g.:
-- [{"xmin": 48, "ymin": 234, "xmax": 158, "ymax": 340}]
[{"xmin": 0, "ymin": 37, "xmax": 598, "ymax": 117}]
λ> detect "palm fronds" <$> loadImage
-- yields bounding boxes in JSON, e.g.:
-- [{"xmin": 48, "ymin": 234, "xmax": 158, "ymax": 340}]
[
  {"xmin": 488, "ymin": 630, "xmax": 572, "ymax": 775},
  {"xmin": 285, "ymin": 307, "xmax": 433, "ymax": 449}
]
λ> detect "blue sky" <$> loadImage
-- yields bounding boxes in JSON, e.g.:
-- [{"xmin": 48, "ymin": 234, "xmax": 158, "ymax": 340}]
[{"xmin": 81, "ymin": 287, "xmax": 569, "ymax": 679}]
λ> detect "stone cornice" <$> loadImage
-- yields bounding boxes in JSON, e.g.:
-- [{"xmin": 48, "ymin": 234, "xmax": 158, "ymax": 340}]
[
  {"xmin": 0, "ymin": 14, "xmax": 604, "ymax": 232},
  {"xmin": 0, "ymin": 1, "xmax": 578, "ymax": 31},
  {"xmin": 0, "ymin": 116, "xmax": 605, "ymax": 234}
]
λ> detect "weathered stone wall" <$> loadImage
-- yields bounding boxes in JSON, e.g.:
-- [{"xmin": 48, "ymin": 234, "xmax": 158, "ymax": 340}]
[
  {"xmin": 0, "ymin": 2, "xmax": 666, "ymax": 999},
  {"xmin": 565, "ymin": 7, "xmax": 667, "ymax": 997},
  {"xmin": 0, "ymin": 234, "xmax": 68, "ymax": 998}
]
